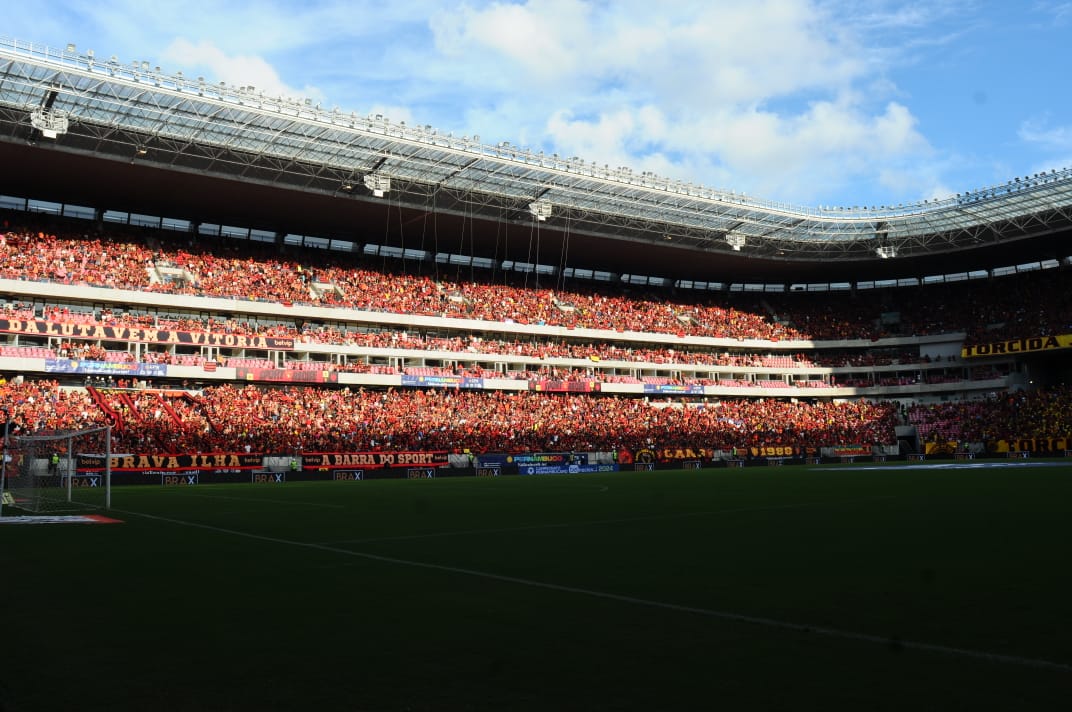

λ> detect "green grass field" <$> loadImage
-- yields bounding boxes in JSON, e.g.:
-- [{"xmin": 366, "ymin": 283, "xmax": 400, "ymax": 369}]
[{"xmin": 3, "ymin": 462, "xmax": 1072, "ymax": 711}]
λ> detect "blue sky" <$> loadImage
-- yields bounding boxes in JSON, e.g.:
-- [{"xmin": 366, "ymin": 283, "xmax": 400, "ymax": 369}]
[{"xmin": 5, "ymin": 1, "xmax": 1072, "ymax": 209}]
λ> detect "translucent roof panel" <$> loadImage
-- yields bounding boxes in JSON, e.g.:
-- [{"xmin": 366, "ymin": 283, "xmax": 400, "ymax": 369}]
[{"xmin": 3, "ymin": 36, "xmax": 1072, "ymax": 264}]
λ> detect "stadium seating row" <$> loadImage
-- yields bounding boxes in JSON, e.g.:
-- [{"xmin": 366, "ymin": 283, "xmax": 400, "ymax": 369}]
[{"xmin": 4, "ymin": 224, "xmax": 1071, "ymax": 344}]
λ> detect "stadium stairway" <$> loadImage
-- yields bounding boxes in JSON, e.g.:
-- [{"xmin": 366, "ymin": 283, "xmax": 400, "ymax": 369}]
[{"xmin": 85, "ymin": 386, "xmax": 124, "ymax": 433}]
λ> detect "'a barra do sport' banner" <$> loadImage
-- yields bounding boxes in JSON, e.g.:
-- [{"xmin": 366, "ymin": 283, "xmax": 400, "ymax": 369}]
[
  {"xmin": 0, "ymin": 317, "xmax": 294, "ymax": 350},
  {"xmin": 302, "ymin": 451, "xmax": 449, "ymax": 470},
  {"xmin": 961, "ymin": 334, "xmax": 1072, "ymax": 359}
]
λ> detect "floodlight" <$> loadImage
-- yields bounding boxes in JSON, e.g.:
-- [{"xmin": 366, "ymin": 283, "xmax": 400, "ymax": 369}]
[
  {"xmin": 876, "ymin": 245, "xmax": 898, "ymax": 259},
  {"xmin": 363, "ymin": 174, "xmax": 391, "ymax": 197},
  {"xmin": 29, "ymin": 108, "xmax": 69, "ymax": 139},
  {"xmin": 528, "ymin": 200, "xmax": 552, "ymax": 221},
  {"xmin": 726, "ymin": 234, "xmax": 746, "ymax": 251}
]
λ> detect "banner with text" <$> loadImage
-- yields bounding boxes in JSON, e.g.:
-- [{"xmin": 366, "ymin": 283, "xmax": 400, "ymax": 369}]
[
  {"xmin": 400, "ymin": 374, "xmax": 485, "ymax": 389},
  {"xmin": 642, "ymin": 384, "xmax": 705, "ymax": 395},
  {"xmin": 829, "ymin": 445, "xmax": 872, "ymax": 457},
  {"xmin": 0, "ymin": 318, "xmax": 294, "ymax": 350},
  {"xmin": 989, "ymin": 437, "xmax": 1072, "ymax": 454},
  {"xmin": 961, "ymin": 334, "xmax": 1072, "ymax": 359},
  {"xmin": 237, "ymin": 367, "xmax": 338, "ymax": 383},
  {"xmin": 478, "ymin": 453, "xmax": 589, "ymax": 468},
  {"xmin": 77, "ymin": 452, "xmax": 264, "ymax": 473},
  {"xmin": 924, "ymin": 441, "xmax": 959, "ymax": 456},
  {"xmin": 302, "ymin": 451, "xmax": 449, "ymax": 470},
  {"xmin": 529, "ymin": 380, "xmax": 601, "ymax": 393},
  {"xmin": 45, "ymin": 359, "xmax": 168, "ymax": 377}
]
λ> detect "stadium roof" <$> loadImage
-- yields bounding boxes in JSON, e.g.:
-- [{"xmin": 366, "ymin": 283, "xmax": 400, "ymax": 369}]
[{"xmin": 2, "ymin": 36, "xmax": 1072, "ymax": 285}]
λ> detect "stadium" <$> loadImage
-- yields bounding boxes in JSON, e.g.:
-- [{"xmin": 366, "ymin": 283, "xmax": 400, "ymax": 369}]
[{"xmin": 2, "ymin": 36, "xmax": 1071, "ymax": 711}]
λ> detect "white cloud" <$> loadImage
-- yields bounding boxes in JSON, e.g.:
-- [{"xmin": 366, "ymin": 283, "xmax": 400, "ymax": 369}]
[
  {"xmin": 433, "ymin": 0, "xmax": 594, "ymax": 82},
  {"xmin": 1018, "ymin": 117, "xmax": 1072, "ymax": 176},
  {"xmin": 433, "ymin": 0, "xmax": 867, "ymax": 106},
  {"xmin": 1019, "ymin": 118, "xmax": 1072, "ymax": 151},
  {"xmin": 424, "ymin": 0, "xmax": 942, "ymax": 204},
  {"xmin": 1030, "ymin": 1, "xmax": 1072, "ymax": 27}
]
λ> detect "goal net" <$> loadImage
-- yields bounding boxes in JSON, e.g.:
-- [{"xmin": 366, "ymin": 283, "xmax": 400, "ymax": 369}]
[{"xmin": 1, "ymin": 425, "xmax": 112, "ymax": 515}]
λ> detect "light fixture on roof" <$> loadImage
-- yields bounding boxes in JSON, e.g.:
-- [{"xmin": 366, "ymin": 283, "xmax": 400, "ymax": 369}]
[
  {"xmin": 135, "ymin": 146, "xmax": 148, "ymax": 156},
  {"xmin": 528, "ymin": 199, "xmax": 552, "ymax": 221},
  {"xmin": 876, "ymin": 245, "xmax": 897, "ymax": 259},
  {"xmin": 726, "ymin": 233, "xmax": 746, "ymax": 251},
  {"xmin": 363, "ymin": 174, "xmax": 391, "ymax": 197},
  {"xmin": 29, "ymin": 108, "xmax": 68, "ymax": 139}
]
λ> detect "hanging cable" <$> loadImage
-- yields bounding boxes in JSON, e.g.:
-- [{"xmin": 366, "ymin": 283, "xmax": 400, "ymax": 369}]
[
  {"xmin": 430, "ymin": 187, "xmax": 440, "ymax": 283},
  {"xmin": 557, "ymin": 209, "xmax": 571, "ymax": 293},
  {"xmin": 455, "ymin": 190, "xmax": 470, "ymax": 284},
  {"xmin": 380, "ymin": 186, "xmax": 392, "ymax": 275},
  {"xmin": 524, "ymin": 214, "xmax": 536, "ymax": 291},
  {"xmin": 393, "ymin": 186, "xmax": 407, "ymax": 275},
  {"xmin": 466, "ymin": 195, "xmax": 477, "ymax": 285}
]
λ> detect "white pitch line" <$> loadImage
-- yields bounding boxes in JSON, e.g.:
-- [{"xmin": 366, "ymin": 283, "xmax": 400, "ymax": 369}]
[{"xmin": 106, "ymin": 504, "xmax": 1072, "ymax": 675}]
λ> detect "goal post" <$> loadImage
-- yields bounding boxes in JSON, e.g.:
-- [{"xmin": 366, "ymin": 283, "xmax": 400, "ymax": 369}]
[{"xmin": 0, "ymin": 425, "xmax": 112, "ymax": 516}]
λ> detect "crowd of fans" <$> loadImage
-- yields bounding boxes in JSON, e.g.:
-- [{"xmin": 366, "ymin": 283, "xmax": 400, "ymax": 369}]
[
  {"xmin": 4, "ymin": 377, "xmax": 1069, "ymax": 459},
  {"xmin": 2, "ymin": 223, "xmax": 1071, "ymax": 345},
  {"xmin": 0, "ymin": 378, "xmax": 899, "ymax": 455},
  {"xmin": 906, "ymin": 385, "xmax": 1072, "ymax": 444},
  {"xmin": 1, "ymin": 216, "xmax": 1069, "ymax": 463}
]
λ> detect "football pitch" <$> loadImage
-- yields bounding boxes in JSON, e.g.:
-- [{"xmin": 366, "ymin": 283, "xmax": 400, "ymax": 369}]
[{"xmin": 3, "ymin": 462, "xmax": 1072, "ymax": 711}]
